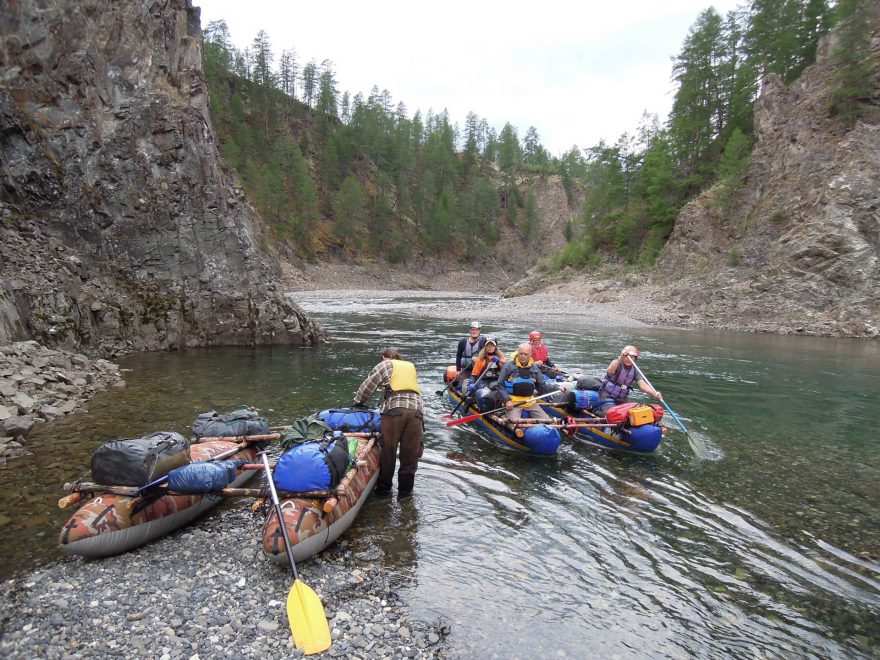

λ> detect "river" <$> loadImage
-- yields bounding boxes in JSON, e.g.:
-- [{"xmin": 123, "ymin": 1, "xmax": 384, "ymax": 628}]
[{"xmin": 1, "ymin": 291, "xmax": 878, "ymax": 657}]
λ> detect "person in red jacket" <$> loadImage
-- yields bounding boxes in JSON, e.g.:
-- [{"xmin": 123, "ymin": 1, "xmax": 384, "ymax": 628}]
[{"xmin": 528, "ymin": 330, "xmax": 555, "ymax": 370}]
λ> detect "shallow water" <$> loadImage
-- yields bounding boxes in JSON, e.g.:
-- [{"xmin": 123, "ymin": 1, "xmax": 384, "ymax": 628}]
[{"xmin": 1, "ymin": 292, "xmax": 878, "ymax": 657}]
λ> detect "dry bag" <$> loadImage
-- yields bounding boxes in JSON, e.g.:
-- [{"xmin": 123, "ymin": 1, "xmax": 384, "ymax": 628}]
[{"xmin": 90, "ymin": 432, "xmax": 190, "ymax": 487}]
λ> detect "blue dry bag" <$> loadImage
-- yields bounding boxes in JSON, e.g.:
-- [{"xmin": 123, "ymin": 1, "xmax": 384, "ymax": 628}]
[
  {"xmin": 316, "ymin": 407, "xmax": 381, "ymax": 433},
  {"xmin": 167, "ymin": 460, "xmax": 238, "ymax": 492},
  {"xmin": 274, "ymin": 432, "xmax": 351, "ymax": 492}
]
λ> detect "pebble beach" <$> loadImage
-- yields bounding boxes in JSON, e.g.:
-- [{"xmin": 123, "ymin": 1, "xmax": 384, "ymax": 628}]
[{"xmin": 0, "ymin": 504, "xmax": 447, "ymax": 659}]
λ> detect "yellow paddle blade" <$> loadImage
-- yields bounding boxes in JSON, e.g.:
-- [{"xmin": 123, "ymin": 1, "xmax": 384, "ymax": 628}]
[{"xmin": 287, "ymin": 578, "xmax": 331, "ymax": 655}]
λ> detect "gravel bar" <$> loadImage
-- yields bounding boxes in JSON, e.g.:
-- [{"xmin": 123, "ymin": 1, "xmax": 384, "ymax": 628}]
[{"xmin": 0, "ymin": 506, "xmax": 448, "ymax": 659}]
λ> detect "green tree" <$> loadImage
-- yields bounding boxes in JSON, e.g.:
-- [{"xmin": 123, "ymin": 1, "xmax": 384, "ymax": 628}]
[
  {"xmin": 827, "ymin": 0, "xmax": 874, "ymax": 126},
  {"xmin": 333, "ymin": 176, "xmax": 366, "ymax": 250}
]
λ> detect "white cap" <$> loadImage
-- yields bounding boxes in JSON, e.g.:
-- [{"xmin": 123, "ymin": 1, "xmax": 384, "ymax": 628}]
[{"xmin": 470, "ymin": 321, "xmax": 481, "ymax": 329}]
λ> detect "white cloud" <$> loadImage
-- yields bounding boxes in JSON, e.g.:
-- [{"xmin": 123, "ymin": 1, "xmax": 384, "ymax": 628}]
[{"xmin": 196, "ymin": 0, "xmax": 743, "ymax": 156}]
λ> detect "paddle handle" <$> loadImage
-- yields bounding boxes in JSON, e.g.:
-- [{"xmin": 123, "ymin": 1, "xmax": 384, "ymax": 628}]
[
  {"xmin": 446, "ymin": 391, "xmax": 558, "ymax": 427},
  {"xmin": 261, "ymin": 452, "xmax": 300, "ymax": 580}
]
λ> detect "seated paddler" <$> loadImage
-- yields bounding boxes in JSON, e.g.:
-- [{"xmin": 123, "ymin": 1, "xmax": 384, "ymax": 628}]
[
  {"xmin": 598, "ymin": 345, "xmax": 662, "ymax": 411},
  {"xmin": 462, "ymin": 337, "xmax": 506, "ymax": 395},
  {"xmin": 493, "ymin": 343, "xmax": 553, "ymax": 421}
]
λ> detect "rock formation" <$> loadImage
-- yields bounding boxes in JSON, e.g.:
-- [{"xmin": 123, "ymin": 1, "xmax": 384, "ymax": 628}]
[
  {"xmin": 0, "ymin": 0, "xmax": 324, "ymax": 355},
  {"xmin": 656, "ymin": 8, "xmax": 879, "ymax": 337}
]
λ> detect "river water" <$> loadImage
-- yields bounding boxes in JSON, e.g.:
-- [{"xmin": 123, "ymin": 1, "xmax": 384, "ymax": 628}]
[{"xmin": 1, "ymin": 291, "xmax": 878, "ymax": 657}]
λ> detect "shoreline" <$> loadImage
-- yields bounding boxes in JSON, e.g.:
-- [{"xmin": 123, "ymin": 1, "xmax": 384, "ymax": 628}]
[
  {"xmin": 284, "ymin": 261, "xmax": 879, "ymax": 339},
  {"xmin": 0, "ymin": 504, "xmax": 446, "ymax": 659}
]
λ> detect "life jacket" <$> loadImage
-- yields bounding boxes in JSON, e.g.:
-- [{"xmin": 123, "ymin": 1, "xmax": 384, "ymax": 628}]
[
  {"xmin": 462, "ymin": 338, "xmax": 482, "ymax": 359},
  {"xmin": 388, "ymin": 359, "xmax": 420, "ymax": 395},
  {"xmin": 600, "ymin": 362, "xmax": 636, "ymax": 402},
  {"xmin": 504, "ymin": 358, "xmax": 539, "ymax": 402},
  {"xmin": 472, "ymin": 352, "xmax": 505, "ymax": 377}
]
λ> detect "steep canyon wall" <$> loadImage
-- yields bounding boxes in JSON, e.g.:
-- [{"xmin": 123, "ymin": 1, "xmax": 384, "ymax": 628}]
[{"xmin": 0, "ymin": 0, "xmax": 323, "ymax": 355}]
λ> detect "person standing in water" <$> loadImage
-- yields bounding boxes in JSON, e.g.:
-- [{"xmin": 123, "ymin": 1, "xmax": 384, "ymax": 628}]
[{"xmin": 353, "ymin": 347, "xmax": 423, "ymax": 495}]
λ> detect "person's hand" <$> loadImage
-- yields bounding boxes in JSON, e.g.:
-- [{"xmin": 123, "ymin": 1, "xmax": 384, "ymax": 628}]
[
  {"xmin": 534, "ymin": 360, "xmax": 544, "ymax": 366},
  {"xmin": 467, "ymin": 383, "xmax": 476, "ymax": 395},
  {"xmin": 557, "ymin": 382, "xmax": 570, "ymax": 393},
  {"xmin": 505, "ymin": 400, "xmax": 514, "ymax": 410},
  {"xmin": 653, "ymin": 391, "xmax": 663, "ymax": 401},
  {"xmin": 491, "ymin": 356, "xmax": 500, "ymax": 363}
]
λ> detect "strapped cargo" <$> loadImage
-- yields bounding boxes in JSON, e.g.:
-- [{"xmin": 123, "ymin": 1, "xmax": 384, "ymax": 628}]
[
  {"xmin": 90, "ymin": 432, "xmax": 190, "ymax": 487},
  {"xmin": 274, "ymin": 431, "xmax": 354, "ymax": 492},
  {"xmin": 605, "ymin": 402, "xmax": 664, "ymax": 426},
  {"xmin": 192, "ymin": 408, "xmax": 269, "ymax": 439},
  {"xmin": 316, "ymin": 407, "xmax": 381, "ymax": 433},
  {"xmin": 166, "ymin": 460, "xmax": 239, "ymax": 493}
]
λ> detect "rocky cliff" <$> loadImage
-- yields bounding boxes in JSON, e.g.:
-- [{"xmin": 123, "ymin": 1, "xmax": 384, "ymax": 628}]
[
  {"xmin": 655, "ymin": 8, "xmax": 880, "ymax": 338},
  {"xmin": 0, "ymin": 0, "xmax": 323, "ymax": 355}
]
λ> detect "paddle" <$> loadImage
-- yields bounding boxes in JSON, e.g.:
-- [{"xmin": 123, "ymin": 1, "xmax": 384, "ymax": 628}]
[
  {"xmin": 259, "ymin": 452, "xmax": 331, "ymax": 655},
  {"xmin": 446, "ymin": 391, "xmax": 559, "ymax": 427},
  {"xmin": 630, "ymin": 361, "xmax": 708, "ymax": 458},
  {"xmin": 435, "ymin": 369, "xmax": 465, "ymax": 396},
  {"xmin": 444, "ymin": 360, "xmax": 497, "ymax": 419}
]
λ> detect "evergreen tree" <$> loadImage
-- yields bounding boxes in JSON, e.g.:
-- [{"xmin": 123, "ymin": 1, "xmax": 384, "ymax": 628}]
[
  {"xmin": 301, "ymin": 60, "xmax": 318, "ymax": 108},
  {"xmin": 333, "ymin": 176, "xmax": 366, "ymax": 250},
  {"xmin": 828, "ymin": 0, "xmax": 874, "ymax": 126}
]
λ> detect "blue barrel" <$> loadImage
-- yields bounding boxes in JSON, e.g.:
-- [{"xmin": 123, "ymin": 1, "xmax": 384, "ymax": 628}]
[
  {"xmin": 626, "ymin": 425, "xmax": 663, "ymax": 452},
  {"xmin": 522, "ymin": 425, "xmax": 562, "ymax": 456}
]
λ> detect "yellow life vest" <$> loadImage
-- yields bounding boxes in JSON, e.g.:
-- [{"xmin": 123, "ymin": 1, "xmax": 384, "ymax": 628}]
[{"xmin": 389, "ymin": 360, "xmax": 421, "ymax": 394}]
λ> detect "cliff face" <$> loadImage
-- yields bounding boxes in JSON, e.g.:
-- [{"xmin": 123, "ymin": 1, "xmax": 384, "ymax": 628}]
[
  {"xmin": 0, "ymin": 0, "xmax": 323, "ymax": 354},
  {"xmin": 656, "ymin": 9, "xmax": 880, "ymax": 337}
]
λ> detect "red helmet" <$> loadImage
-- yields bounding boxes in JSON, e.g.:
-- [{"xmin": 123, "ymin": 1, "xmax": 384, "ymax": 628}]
[{"xmin": 529, "ymin": 331, "xmax": 542, "ymax": 341}]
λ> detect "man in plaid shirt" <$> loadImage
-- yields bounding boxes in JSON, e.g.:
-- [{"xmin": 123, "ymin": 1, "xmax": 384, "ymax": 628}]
[{"xmin": 353, "ymin": 347, "xmax": 424, "ymax": 495}]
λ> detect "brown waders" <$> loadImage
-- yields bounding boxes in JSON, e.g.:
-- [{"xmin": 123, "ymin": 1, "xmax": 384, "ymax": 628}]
[{"xmin": 377, "ymin": 407, "xmax": 423, "ymax": 494}]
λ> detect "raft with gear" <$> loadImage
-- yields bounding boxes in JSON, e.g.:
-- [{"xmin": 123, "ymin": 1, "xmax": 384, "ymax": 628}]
[
  {"xmin": 261, "ymin": 406, "xmax": 382, "ymax": 563},
  {"xmin": 58, "ymin": 408, "xmax": 272, "ymax": 557},
  {"xmin": 542, "ymin": 388, "xmax": 667, "ymax": 453},
  {"xmin": 443, "ymin": 371, "xmax": 562, "ymax": 456}
]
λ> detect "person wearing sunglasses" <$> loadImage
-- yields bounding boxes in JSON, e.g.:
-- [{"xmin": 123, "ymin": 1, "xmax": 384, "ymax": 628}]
[{"xmin": 598, "ymin": 345, "xmax": 662, "ymax": 408}]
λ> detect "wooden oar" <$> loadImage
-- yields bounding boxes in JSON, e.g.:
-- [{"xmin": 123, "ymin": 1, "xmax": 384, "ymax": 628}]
[
  {"xmin": 631, "ymin": 361, "xmax": 707, "ymax": 458},
  {"xmin": 59, "ymin": 483, "xmax": 336, "ymax": 505},
  {"xmin": 260, "ymin": 452, "xmax": 331, "ymax": 655},
  {"xmin": 195, "ymin": 433, "xmax": 281, "ymax": 443},
  {"xmin": 446, "ymin": 391, "xmax": 559, "ymax": 427}
]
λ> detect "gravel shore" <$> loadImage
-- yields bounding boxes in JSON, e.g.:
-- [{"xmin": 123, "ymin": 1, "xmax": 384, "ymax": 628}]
[{"xmin": 0, "ymin": 502, "xmax": 447, "ymax": 659}]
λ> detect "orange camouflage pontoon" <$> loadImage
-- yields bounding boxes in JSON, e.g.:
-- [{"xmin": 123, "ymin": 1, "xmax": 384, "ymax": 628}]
[
  {"xmin": 262, "ymin": 434, "xmax": 381, "ymax": 563},
  {"xmin": 59, "ymin": 440, "xmax": 259, "ymax": 557}
]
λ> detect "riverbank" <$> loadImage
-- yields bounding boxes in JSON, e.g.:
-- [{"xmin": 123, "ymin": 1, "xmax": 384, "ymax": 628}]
[
  {"xmin": 284, "ymin": 262, "xmax": 673, "ymax": 329},
  {"xmin": 284, "ymin": 260, "xmax": 879, "ymax": 338},
  {"xmin": 0, "ymin": 341, "xmax": 124, "ymax": 466},
  {"xmin": 0, "ymin": 504, "xmax": 447, "ymax": 659}
]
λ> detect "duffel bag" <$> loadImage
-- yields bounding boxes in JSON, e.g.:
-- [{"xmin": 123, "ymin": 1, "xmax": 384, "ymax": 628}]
[
  {"xmin": 279, "ymin": 416, "xmax": 333, "ymax": 450},
  {"xmin": 316, "ymin": 407, "xmax": 381, "ymax": 433},
  {"xmin": 167, "ymin": 460, "xmax": 238, "ymax": 492},
  {"xmin": 192, "ymin": 407, "xmax": 269, "ymax": 439},
  {"xmin": 274, "ymin": 431, "xmax": 352, "ymax": 492},
  {"xmin": 91, "ymin": 432, "xmax": 190, "ymax": 487}
]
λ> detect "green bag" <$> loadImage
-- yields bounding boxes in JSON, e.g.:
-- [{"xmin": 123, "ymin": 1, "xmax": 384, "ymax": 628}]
[{"xmin": 279, "ymin": 415, "xmax": 333, "ymax": 450}]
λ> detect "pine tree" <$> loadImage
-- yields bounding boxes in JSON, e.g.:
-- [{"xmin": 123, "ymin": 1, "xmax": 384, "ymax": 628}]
[{"xmin": 828, "ymin": 0, "xmax": 874, "ymax": 127}]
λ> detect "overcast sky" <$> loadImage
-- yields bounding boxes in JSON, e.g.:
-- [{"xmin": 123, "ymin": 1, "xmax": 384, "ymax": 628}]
[{"xmin": 195, "ymin": 0, "xmax": 743, "ymax": 157}]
